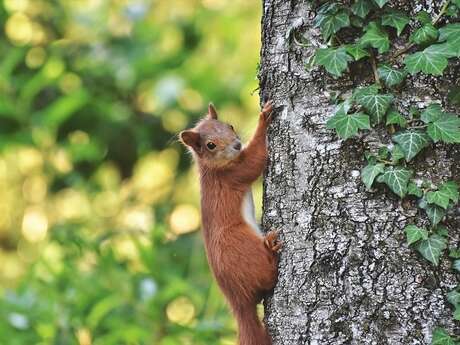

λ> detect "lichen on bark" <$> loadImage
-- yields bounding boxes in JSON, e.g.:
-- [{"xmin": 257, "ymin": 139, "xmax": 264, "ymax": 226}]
[{"xmin": 259, "ymin": 1, "xmax": 459, "ymax": 344}]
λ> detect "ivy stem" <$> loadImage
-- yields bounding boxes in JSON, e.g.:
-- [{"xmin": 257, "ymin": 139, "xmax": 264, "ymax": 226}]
[
  {"xmin": 408, "ymin": 124, "xmax": 428, "ymax": 129},
  {"xmin": 390, "ymin": 0, "xmax": 450, "ymax": 61},
  {"xmin": 432, "ymin": 0, "xmax": 450, "ymax": 25},
  {"xmin": 377, "ymin": 158, "xmax": 396, "ymax": 165},
  {"xmin": 369, "ymin": 49, "xmax": 381, "ymax": 87}
]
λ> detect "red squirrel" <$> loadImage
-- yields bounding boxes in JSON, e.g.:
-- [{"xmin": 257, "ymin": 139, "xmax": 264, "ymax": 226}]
[{"xmin": 179, "ymin": 101, "xmax": 281, "ymax": 345}]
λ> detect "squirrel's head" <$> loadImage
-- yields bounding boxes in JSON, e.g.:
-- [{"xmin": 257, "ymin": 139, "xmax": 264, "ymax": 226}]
[{"xmin": 179, "ymin": 103, "xmax": 242, "ymax": 167}]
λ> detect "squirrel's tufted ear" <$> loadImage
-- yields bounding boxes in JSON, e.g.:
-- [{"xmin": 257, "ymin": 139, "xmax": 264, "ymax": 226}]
[
  {"xmin": 179, "ymin": 130, "xmax": 202, "ymax": 153},
  {"xmin": 207, "ymin": 103, "xmax": 218, "ymax": 120}
]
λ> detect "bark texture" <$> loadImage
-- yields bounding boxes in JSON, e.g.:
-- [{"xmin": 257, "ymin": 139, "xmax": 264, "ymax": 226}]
[{"xmin": 259, "ymin": 1, "xmax": 460, "ymax": 344}]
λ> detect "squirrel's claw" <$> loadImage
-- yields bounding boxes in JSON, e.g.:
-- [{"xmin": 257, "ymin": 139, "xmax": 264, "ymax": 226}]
[
  {"xmin": 260, "ymin": 100, "xmax": 274, "ymax": 124},
  {"xmin": 264, "ymin": 230, "xmax": 282, "ymax": 254}
]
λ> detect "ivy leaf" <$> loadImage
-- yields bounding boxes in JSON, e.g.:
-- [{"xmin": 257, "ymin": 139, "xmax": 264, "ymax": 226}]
[
  {"xmin": 386, "ymin": 110, "xmax": 407, "ymax": 127},
  {"xmin": 404, "ymin": 225, "xmax": 428, "ymax": 245},
  {"xmin": 453, "ymin": 308, "xmax": 460, "ymax": 322},
  {"xmin": 439, "ymin": 23, "xmax": 460, "ymax": 43},
  {"xmin": 407, "ymin": 182, "xmax": 423, "ymax": 197},
  {"xmin": 360, "ymin": 22, "xmax": 390, "ymax": 54},
  {"xmin": 334, "ymin": 99, "xmax": 352, "ymax": 116},
  {"xmin": 410, "ymin": 24, "xmax": 438, "ymax": 45},
  {"xmin": 415, "ymin": 11, "xmax": 431, "ymax": 25},
  {"xmin": 390, "ymin": 144, "xmax": 405, "ymax": 163},
  {"xmin": 315, "ymin": 10, "xmax": 350, "ymax": 40},
  {"xmin": 345, "ymin": 44, "xmax": 370, "ymax": 61},
  {"xmin": 425, "ymin": 204, "xmax": 445, "ymax": 226},
  {"xmin": 427, "ymin": 113, "xmax": 460, "ymax": 143},
  {"xmin": 381, "ymin": 11, "xmax": 410, "ymax": 36},
  {"xmin": 373, "ymin": 0, "xmax": 388, "ymax": 8},
  {"xmin": 378, "ymin": 65, "xmax": 407, "ymax": 87},
  {"xmin": 377, "ymin": 166, "xmax": 412, "ymax": 197},
  {"xmin": 354, "ymin": 87, "xmax": 393, "ymax": 124},
  {"xmin": 454, "ymin": 260, "xmax": 460, "ymax": 273},
  {"xmin": 427, "ymin": 190, "xmax": 451, "ymax": 209},
  {"xmin": 440, "ymin": 181, "xmax": 459, "ymax": 203},
  {"xmin": 404, "ymin": 47, "xmax": 448, "ymax": 76},
  {"xmin": 436, "ymin": 225, "xmax": 449, "ymax": 237},
  {"xmin": 432, "ymin": 328, "xmax": 456, "ymax": 345},
  {"xmin": 351, "ymin": 0, "xmax": 372, "ymax": 18},
  {"xmin": 392, "ymin": 131, "xmax": 430, "ymax": 161},
  {"xmin": 449, "ymin": 248, "xmax": 460, "ymax": 259},
  {"xmin": 427, "ymin": 43, "xmax": 459, "ymax": 58},
  {"xmin": 417, "ymin": 234, "xmax": 447, "ymax": 266},
  {"xmin": 326, "ymin": 112, "xmax": 370, "ymax": 139},
  {"xmin": 315, "ymin": 47, "xmax": 352, "ymax": 77},
  {"xmin": 421, "ymin": 103, "xmax": 443, "ymax": 123},
  {"xmin": 448, "ymin": 290, "xmax": 460, "ymax": 306},
  {"xmin": 361, "ymin": 163, "xmax": 385, "ymax": 190}
]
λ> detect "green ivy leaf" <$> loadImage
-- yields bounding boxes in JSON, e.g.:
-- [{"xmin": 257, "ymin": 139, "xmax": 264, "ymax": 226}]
[
  {"xmin": 404, "ymin": 47, "xmax": 448, "ymax": 76},
  {"xmin": 454, "ymin": 260, "xmax": 460, "ymax": 272},
  {"xmin": 360, "ymin": 22, "xmax": 390, "ymax": 54},
  {"xmin": 373, "ymin": 0, "xmax": 388, "ymax": 8},
  {"xmin": 427, "ymin": 43, "xmax": 459, "ymax": 58},
  {"xmin": 326, "ymin": 112, "xmax": 370, "ymax": 139},
  {"xmin": 426, "ymin": 190, "xmax": 450, "ymax": 209},
  {"xmin": 351, "ymin": 0, "xmax": 372, "ymax": 18},
  {"xmin": 421, "ymin": 103, "xmax": 443, "ymax": 123},
  {"xmin": 454, "ymin": 306, "xmax": 460, "ymax": 321},
  {"xmin": 404, "ymin": 225, "xmax": 428, "ymax": 245},
  {"xmin": 392, "ymin": 131, "xmax": 430, "ymax": 161},
  {"xmin": 377, "ymin": 166, "xmax": 412, "ymax": 197},
  {"xmin": 334, "ymin": 99, "xmax": 352, "ymax": 115},
  {"xmin": 425, "ymin": 204, "xmax": 445, "ymax": 226},
  {"xmin": 436, "ymin": 225, "xmax": 449, "ymax": 237},
  {"xmin": 427, "ymin": 113, "xmax": 460, "ymax": 143},
  {"xmin": 432, "ymin": 328, "xmax": 456, "ymax": 345},
  {"xmin": 315, "ymin": 47, "xmax": 352, "ymax": 77},
  {"xmin": 381, "ymin": 11, "xmax": 410, "ymax": 36},
  {"xmin": 439, "ymin": 23, "xmax": 460, "ymax": 44},
  {"xmin": 354, "ymin": 86, "xmax": 393, "ymax": 124},
  {"xmin": 315, "ymin": 10, "xmax": 350, "ymax": 40},
  {"xmin": 361, "ymin": 162, "xmax": 385, "ymax": 190},
  {"xmin": 386, "ymin": 110, "xmax": 407, "ymax": 127},
  {"xmin": 448, "ymin": 290, "xmax": 460, "ymax": 306},
  {"xmin": 417, "ymin": 234, "xmax": 447, "ymax": 266},
  {"xmin": 415, "ymin": 11, "xmax": 431, "ymax": 25},
  {"xmin": 378, "ymin": 65, "xmax": 407, "ymax": 87},
  {"xmin": 391, "ymin": 144, "xmax": 405, "ymax": 163},
  {"xmin": 449, "ymin": 248, "xmax": 460, "ymax": 258},
  {"xmin": 410, "ymin": 24, "xmax": 438, "ymax": 45},
  {"xmin": 378, "ymin": 146, "xmax": 389, "ymax": 159},
  {"xmin": 440, "ymin": 181, "xmax": 459, "ymax": 203},
  {"xmin": 408, "ymin": 182, "xmax": 423, "ymax": 197},
  {"xmin": 345, "ymin": 44, "xmax": 370, "ymax": 61}
]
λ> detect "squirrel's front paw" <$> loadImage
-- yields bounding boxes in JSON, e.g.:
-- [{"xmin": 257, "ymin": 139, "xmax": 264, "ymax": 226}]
[
  {"xmin": 260, "ymin": 100, "xmax": 273, "ymax": 124},
  {"xmin": 264, "ymin": 230, "xmax": 282, "ymax": 254}
]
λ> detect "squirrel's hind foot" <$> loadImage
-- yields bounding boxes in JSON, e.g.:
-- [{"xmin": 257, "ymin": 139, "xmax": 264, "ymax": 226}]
[{"xmin": 264, "ymin": 230, "xmax": 282, "ymax": 254}]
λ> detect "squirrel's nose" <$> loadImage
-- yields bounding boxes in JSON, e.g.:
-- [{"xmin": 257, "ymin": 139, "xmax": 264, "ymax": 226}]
[{"xmin": 233, "ymin": 142, "xmax": 242, "ymax": 151}]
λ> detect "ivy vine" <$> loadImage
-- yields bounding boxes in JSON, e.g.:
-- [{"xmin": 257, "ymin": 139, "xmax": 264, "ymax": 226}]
[{"xmin": 307, "ymin": 0, "xmax": 460, "ymax": 343}]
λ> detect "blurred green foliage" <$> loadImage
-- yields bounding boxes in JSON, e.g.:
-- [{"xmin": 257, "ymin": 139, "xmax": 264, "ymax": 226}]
[{"xmin": 0, "ymin": 0, "xmax": 262, "ymax": 344}]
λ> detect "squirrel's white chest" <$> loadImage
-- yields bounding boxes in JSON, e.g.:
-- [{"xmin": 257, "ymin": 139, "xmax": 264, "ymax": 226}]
[{"xmin": 241, "ymin": 190, "xmax": 261, "ymax": 235}]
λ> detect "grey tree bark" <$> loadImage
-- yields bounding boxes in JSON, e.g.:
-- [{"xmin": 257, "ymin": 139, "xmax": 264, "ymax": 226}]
[{"xmin": 259, "ymin": 1, "xmax": 459, "ymax": 344}]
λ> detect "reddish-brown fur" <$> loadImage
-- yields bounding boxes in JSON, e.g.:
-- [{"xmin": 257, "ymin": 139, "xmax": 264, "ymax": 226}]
[{"xmin": 180, "ymin": 102, "xmax": 280, "ymax": 345}]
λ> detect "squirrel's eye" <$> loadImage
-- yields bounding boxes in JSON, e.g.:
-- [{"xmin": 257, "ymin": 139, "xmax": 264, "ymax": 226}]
[
  {"xmin": 206, "ymin": 142, "xmax": 216, "ymax": 150},
  {"xmin": 230, "ymin": 125, "xmax": 234, "ymax": 131}
]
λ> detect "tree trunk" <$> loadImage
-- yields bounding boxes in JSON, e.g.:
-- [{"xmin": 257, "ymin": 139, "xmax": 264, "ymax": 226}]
[{"xmin": 259, "ymin": 1, "xmax": 459, "ymax": 344}]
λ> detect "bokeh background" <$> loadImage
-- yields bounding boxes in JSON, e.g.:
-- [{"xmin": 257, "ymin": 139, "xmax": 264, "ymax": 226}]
[{"xmin": 0, "ymin": 0, "xmax": 263, "ymax": 344}]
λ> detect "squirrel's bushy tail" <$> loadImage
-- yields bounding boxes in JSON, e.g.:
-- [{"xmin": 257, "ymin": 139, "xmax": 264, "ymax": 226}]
[{"xmin": 233, "ymin": 303, "xmax": 272, "ymax": 345}]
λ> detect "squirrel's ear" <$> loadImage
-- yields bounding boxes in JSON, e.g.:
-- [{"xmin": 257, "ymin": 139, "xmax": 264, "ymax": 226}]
[
  {"xmin": 207, "ymin": 103, "xmax": 218, "ymax": 120},
  {"xmin": 179, "ymin": 130, "xmax": 202, "ymax": 153}
]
